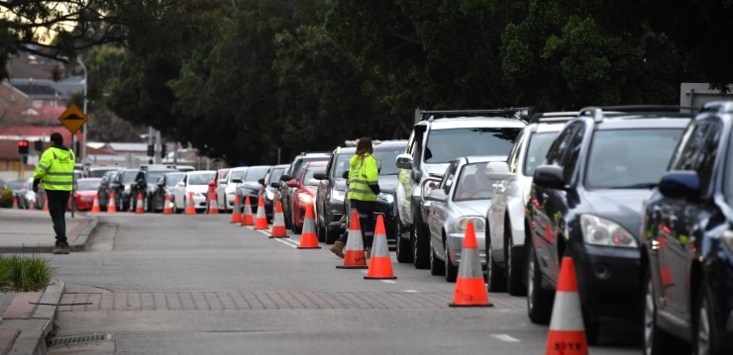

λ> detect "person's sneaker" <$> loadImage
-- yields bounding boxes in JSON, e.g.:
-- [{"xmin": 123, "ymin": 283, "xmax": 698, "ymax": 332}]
[{"xmin": 52, "ymin": 246, "xmax": 70, "ymax": 254}]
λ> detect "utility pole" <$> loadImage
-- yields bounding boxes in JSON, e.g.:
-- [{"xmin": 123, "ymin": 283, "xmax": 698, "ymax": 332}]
[{"xmin": 155, "ymin": 130, "xmax": 162, "ymax": 164}]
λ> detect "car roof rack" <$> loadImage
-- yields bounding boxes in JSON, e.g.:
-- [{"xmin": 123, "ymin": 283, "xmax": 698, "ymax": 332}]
[
  {"xmin": 528, "ymin": 111, "xmax": 579, "ymax": 124},
  {"xmin": 579, "ymin": 105, "xmax": 698, "ymax": 123},
  {"xmin": 702, "ymin": 101, "xmax": 733, "ymax": 113},
  {"xmin": 415, "ymin": 107, "xmax": 531, "ymax": 123}
]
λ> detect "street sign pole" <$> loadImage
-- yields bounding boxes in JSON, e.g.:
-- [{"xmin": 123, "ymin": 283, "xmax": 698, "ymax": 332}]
[{"xmin": 58, "ymin": 104, "xmax": 88, "ymax": 219}]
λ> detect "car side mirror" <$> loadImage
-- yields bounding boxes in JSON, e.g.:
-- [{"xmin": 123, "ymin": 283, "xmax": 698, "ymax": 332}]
[
  {"xmin": 658, "ymin": 170, "xmax": 701, "ymax": 200},
  {"xmin": 270, "ymin": 182, "xmax": 280, "ymax": 188},
  {"xmin": 395, "ymin": 153, "xmax": 412, "ymax": 169},
  {"xmin": 425, "ymin": 188, "xmax": 447, "ymax": 202},
  {"xmin": 314, "ymin": 172, "xmax": 327, "ymax": 180},
  {"xmin": 484, "ymin": 161, "xmax": 515, "ymax": 181},
  {"xmin": 533, "ymin": 165, "xmax": 566, "ymax": 189},
  {"xmin": 280, "ymin": 174, "xmax": 292, "ymax": 182},
  {"xmin": 287, "ymin": 179, "xmax": 297, "ymax": 188}
]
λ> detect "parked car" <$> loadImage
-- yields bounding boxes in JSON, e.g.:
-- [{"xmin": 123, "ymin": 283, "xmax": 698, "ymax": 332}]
[
  {"xmin": 172, "ymin": 170, "xmax": 216, "ymax": 213},
  {"xmin": 279, "ymin": 152, "xmax": 332, "ymax": 229},
  {"xmin": 262, "ymin": 164, "xmax": 288, "ymax": 221},
  {"xmin": 424, "ymin": 155, "xmax": 507, "ymax": 282},
  {"xmin": 208, "ymin": 168, "xmax": 229, "ymax": 212},
  {"xmin": 215, "ymin": 167, "xmax": 243, "ymax": 212},
  {"xmin": 237, "ymin": 165, "xmax": 272, "ymax": 213},
  {"xmin": 287, "ymin": 161, "xmax": 327, "ymax": 233},
  {"xmin": 97, "ymin": 169, "xmax": 122, "ymax": 211},
  {"xmin": 133, "ymin": 167, "xmax": 178, "ymax": 212},
  {"xmin": 485, "ymin": 112, "xmax": 575, "ymax": 294},
  {"xmin": 151, "ymin": 172, "xmax": 185, "ymax": 212},
  {"xmin": 23, "ymin": 177, "xmax": 42, "ymax": 209},
  {"xmin": 6, "ymin": 178, "xmax": 30, "ymax": 209},
  {"xmin": 394, "ymin": 109, "xmax": 526, "ymax": 269},
  {"xmin": 73, "ymin": 178, "xmax": 102, "ymax": 211},
  {"xmin": 109, "ymin": 168, "xmax": 141, "ymax": 212},
  {"xmin": 641, "ymin": 101, "xmax": 733, "ymax": 355},
  {"xmin": 525, "ymin": 106, "xmax": 693, "ymax": 343}
]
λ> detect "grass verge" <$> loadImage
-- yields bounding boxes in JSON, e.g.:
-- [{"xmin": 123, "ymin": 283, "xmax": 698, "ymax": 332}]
[{"xmin": 0, "ymin": 255, "xmax": 54, "ymax": 291}]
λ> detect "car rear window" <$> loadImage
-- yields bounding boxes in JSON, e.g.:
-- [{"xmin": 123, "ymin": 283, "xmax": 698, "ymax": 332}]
[
  {"xmin": 585, "ymin": 129, "xmax": 684, "ymax": 189},
  {"xmin": 373, "ymin": 148, "xmax": 402, "ymax": 175},
  {"xmin": 424, "ymin": 128, "xmax": 521, "ymax": 164}
]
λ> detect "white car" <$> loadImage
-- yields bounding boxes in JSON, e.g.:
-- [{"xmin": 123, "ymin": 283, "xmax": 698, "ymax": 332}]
[
  {"xmin": 173, "ymin": 170, "xmax": 216, "ymax": 213},
  {"xmin": 485, "ymin": 112, "xmax": 574, "ymax": 294},
  {"xmin": 216, "ymin": 167, "xmax": 248, "ymax": 212}
]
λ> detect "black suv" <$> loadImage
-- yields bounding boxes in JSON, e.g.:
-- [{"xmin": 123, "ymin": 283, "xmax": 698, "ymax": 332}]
[
  {"xmin": 641, "ymin": 101, "xmax": 733, "ymax": 355},
  {"xmin": 526, "ymin": 106, "xmax": 693, "ymax": 343},
  {"xmin": 314, "ymin": 140, "xmax": 407, "ymax": 243},
  {"xmin": 109, "ymin": 168, "xmax": 140, "ymax": 211},
  {"xmin": 132, "ymin": 167, "xmax": 178, "ymax": 212},
  {"xmin": 279, "ymin": 152, "xmax": 331, "ymax": 229},
  {"xmin": 96, "ymin": 169, "xmax": 121, "ymax": 211}
]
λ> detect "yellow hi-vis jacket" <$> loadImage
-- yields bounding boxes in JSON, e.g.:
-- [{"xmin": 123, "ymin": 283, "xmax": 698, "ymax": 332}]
[
  {"xmin": 33, "ymin": 146, "xmax": 76, "ymax": 191},
  {"xmin": 347, "ymin": 153, "xmax": 379, "ymax": 202}
]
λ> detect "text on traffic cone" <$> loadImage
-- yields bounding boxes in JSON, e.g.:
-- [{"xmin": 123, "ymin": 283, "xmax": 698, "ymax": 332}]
[
  {"xmin": 297, "ymin": 203, "xmax": 321, "ymax": 249},
  {"xmin": 365, "ymin": 214, "xmax": 396, "ymax": 279},
  {"xmin": 545, "ymin": 256, "xmax": 587, "ymax": 355},
  {"xmin": 450, "ymin": 221, "xmax": 492, "ymax": 307},
  {"xmin": 336, "ymin": 209, "xmax": 368, "ymax": 269}
]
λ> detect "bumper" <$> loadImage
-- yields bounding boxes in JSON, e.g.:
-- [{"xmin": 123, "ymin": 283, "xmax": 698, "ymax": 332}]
[
  {"xmin": 192, "ymin": 194, "xmax": 207, "ymax": 209},
  {"xmin": 569, "ymin": 243, "xmax": 641, "ymax": 319},
  {"xmin": 75, "ymin": 199, "xmax": 94, "ymax": 211},
  {"xmin": 447, "ymin": 231, "xmax": 487, "ymax": 267}
]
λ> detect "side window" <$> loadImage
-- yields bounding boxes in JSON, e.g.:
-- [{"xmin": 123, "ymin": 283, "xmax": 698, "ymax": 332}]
[
  {"xmin": 560, "ymin": 122, "xmax": 586, "ymax": 182},
  {"xmin": 441, "ymin": 162, "xmax": 459, "ymax": 194},
  {"xmin": 507, "ymin": 130, "xmax": 525, "ymax": 173},
  {"xmin": 545, "ymin": 124, "xmax": 579, "ymax": 167},
  {"xmin": 672, "ymin": 121, "xmax": 721, "ymax": 192}
]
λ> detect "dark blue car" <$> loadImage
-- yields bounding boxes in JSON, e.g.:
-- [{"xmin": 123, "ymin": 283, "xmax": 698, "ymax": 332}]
[{"xmin": 641, "ymin": 101, "xmax": 733, "ymax": 355}]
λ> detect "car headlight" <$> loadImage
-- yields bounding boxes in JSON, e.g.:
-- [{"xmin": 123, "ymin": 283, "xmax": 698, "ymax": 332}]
[
  {"xmin": 266, "ymin": 189, "xmax": 275, "ymax": 200},
  {"xmin": 456, "ymin": 216, "xmax": 485, "ymax": 233},
  {"xmin": 299, "ymin": 194, "xmax": 313, "ymax": 205},
  {"xmin": 580, "ymin": 214, "xmax": 637, "ymax": 248},
  {"xmin": 377, "ymin": 193, "xmax": 393, "ymax": 204},
  {"xmin": 332, "ymin": 189, "xmax": 346, "ymax": 203},
  {"xmin": 124, "ymin": 185, "xmax": 131, "ymax": 192}
]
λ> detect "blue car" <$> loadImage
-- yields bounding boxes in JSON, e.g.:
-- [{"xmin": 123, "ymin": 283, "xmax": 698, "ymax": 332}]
[{"xmin": 641, "ymin": 101, "xmax": 733, "ymax": 355}]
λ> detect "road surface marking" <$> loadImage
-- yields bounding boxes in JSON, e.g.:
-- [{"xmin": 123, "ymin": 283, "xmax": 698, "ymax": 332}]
[
  {"xmin": 273, "ymin": 238, "xmax": 296, "ymax": 248},
  {"xmin": 404, "ymin": 289, "xmax": 418, "ymax": 293},
  {"xmin": 492, "ymin": 334, "xmax": 520, "ymax": 342},
  {"xmin": 381, "ymin": 280, "xmax": 397, "ymax": 284}
]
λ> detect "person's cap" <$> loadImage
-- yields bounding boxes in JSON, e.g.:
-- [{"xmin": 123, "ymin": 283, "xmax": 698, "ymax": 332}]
[{"xmin": 50, "ymin": 132, "xmax": 63, "ymax": 146}]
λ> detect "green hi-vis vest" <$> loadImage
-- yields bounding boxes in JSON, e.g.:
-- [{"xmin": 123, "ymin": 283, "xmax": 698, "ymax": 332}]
[
  {"xmin": 34, "ymin": 147, "xmax": 76, "ymax": 191},
  {"xmin": 346, "ymin": 154, "xmax": 379, "ymax": 202}
]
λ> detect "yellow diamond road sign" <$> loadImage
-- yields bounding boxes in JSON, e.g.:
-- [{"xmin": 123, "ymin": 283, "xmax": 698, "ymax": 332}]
[{"xmin": 58, "ymin": 104, "xmax": 88, "ymax": 134}]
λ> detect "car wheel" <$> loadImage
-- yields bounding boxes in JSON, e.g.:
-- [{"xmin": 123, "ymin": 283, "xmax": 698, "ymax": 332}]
[
  {"xmin": 526, "ymin": 243, "xmax": 553, "ymax": 324},
  {"xmin": 444, "ymin": 243, "xmax": 458, "ymax": 282},
  {"xmin": 505, "ymin": 218, "xmax": 525, "ymax": 296},
  {"xmin": 694, "ymin": 283, "xmax": 720, "ymax": 355},
  {"xmin": 395, "ymin": 217, "xmax": 413, "ymax": 263},
  {"xmin": 487, "ymin": 238, "xmax": 507, "ymax": 292},
  {"xmin": 316, "ymin": 222, "xmax": 325, "ymax": 243},
  {"xmin": 642, "ymin": 268, "xmax": 679, "ymax": 355},
  {"xmin": 412, "ymin": 211, "xmax": 430, "ymax": 269},
  {"xmin": 429, "ymin": 238, "xmax": 445, "ymax": 276}
]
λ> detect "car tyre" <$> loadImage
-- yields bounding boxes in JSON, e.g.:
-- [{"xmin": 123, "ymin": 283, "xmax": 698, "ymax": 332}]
[
  {"xmin": 505, "ymin": 217, "xmax": 525, "ymax": 296},
  {"xmin": 444, "ymin": 243, "xmax": 458, "ymax": 282},
  {"xmin": 429, "ymin": 239, "xmax": 445, "ymax": 276},
  {"xmin": 487, "ymin": 238, "xmax": 507, "ymax": 292},
  {"xmin": 693, "ymin": 283, "xmax": 721, "ymax": 355},
  {"xmin": 526, "ymin": 243, "xmax": 553, "ymax": 324},
  {"xmin": 412, "ymin": 211, "xmax": 430, "ymax": 269},
  {"xmin": 642, "ymin": 268, "xmax": 680, "ymax": 355},
  {"xmin": 395, "ymin": 216, "xmax": 413, "ymax": 263},
  {"xmin": 316, "ymin": 222, "xmax": 326, "ymax": 243}
]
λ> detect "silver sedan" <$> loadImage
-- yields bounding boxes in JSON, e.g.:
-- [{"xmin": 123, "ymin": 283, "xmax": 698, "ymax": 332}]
[{"xmin": 425, "ymin": 155, "xmax": 507, "ymax": 282}]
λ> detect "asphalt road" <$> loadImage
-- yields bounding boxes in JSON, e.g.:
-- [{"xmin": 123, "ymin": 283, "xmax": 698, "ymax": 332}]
[{"xmin": 46, "ymin": 213, "xmax": 645, "ymax": 354}]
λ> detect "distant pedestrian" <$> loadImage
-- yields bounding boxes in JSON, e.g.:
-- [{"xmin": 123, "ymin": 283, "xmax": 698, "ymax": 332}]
[
  {"xmin": 330, "ymin": 137, "xmax": 380, "ymax": 259},
  {"xmin": 33, "ymin": 132, "xmax": 75, "ymax": 254}
]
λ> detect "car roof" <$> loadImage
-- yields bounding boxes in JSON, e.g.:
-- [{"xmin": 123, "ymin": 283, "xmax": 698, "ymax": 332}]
[
  {"xmin": 187, "ymin": 170, "xmax": 215, "ymax": 175},
  {"xmin": 305, "ymin": 161, "xmax": 328, "ymax": 167},
  {"xmin": 427, "ymin": 117, "xmax": 527, "ymax": 130},
  {"xmin": 229, "ymin": 167, "xmax": 248, "ymax": 172},
  {"xmin": 591, "ymin": 115, "xmax": 692, "ymax": 130},
  {"xmin": 273, "ymin": 164, "xmax": 289, "ymax": 169}
]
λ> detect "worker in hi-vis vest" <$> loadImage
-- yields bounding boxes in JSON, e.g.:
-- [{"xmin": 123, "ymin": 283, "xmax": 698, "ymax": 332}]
[
  {"xmin": 330, "ymin": 137, "xmax": 380, "ymax": 259},
  {"xmin": 33, "ymin": 132, "xmax": 75, "ymax": 255}
]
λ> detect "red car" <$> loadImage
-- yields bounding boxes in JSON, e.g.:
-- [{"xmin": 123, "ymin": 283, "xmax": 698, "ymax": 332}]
[
  {"xmin": 73, "ymin": 178, "xmax": 102, "ymax": 211},
  {"xmin": 288, "ymin": 161, "xmax": 327, "ymax": 233}
]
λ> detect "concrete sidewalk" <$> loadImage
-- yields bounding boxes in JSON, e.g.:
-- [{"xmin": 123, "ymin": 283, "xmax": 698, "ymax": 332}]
[{"xmin": 1, "ymin": 208, "xmax": 96, "ymax": 354}]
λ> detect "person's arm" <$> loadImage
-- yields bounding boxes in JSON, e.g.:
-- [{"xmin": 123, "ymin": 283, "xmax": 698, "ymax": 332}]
[
  {"xmin": 32, "ymin": 149, "xmax": 52, "ymax": 192},
  {"xmin": 365, "ymin": 156, "xmax": 380, "ymax": 194}
]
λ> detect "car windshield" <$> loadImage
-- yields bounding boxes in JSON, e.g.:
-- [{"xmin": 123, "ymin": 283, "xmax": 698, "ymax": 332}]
[
  {"xmin": 244, "ymin": 167, "xmax": 269, "ymax": 182},
  {"xmin": 6, "ymin": 180, "xmax": 24, "ymax": 190},
  {"xmin": 334, "ymin": 153, "xmax": 352, "ymax": 178},
  {"xmin": 121, "ymin": 171, "xmax": 138, "ymax": 184},
  {"xmin": 304, "ymin": 167, "xmax": 326, "ymax": 186},
  {"xmin": 188, "ymin": 173, "xmax": 214, "ymax": 185},
  {"xmin": 165, "ymin": 173, "xmax": 184, "ymax": 186},
  {"xmin": 523, "ymin": 132, "xmax": 558, "ymax": 176},
  {"xmin": 585, "ymin": 129, "xmax": 684, "ymax": 189},
  {"xmin": 373, "ymin": 148, "xmax": 402, "ymax": 175},
  {"xmin": 146, "ymin": 171, "xmax": 171, "ymax": 183},
  {"xmin": 424, "ymin": 127, "xmax": 521, "ymax": 164},
  {"xmin": 77, "ymin": 180, "xmax": 100, "ymax": 191},
  {"xmin": 230, "ymin": 170, "xmax": 245, "ymax": 181},
  {"xmin": 88, "ymin": 168, "xmax": 115, "ymax": 178},
  {"xmin": 453, "ymin": 162, "xmax": 496, "ymax": 201},
  {"xmin": 293, "ymin": 158, "xmax": 328, "ymax": 180}
]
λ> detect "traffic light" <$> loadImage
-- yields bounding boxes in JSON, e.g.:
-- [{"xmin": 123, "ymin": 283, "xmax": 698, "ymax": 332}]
[
  {"xmin": 146, "ymin": 144, "xmax": 154, "ymax": 157},
  {"xmin": 34, "ymin": 139, "xmax": 44, "ymax": 152},
  {"xmin": 160, "ymin": 143, "xmax": 167, "ymax": 158},
  {"xmin": 18, "ymin": 140, "xmax": 29, "ymax": 155}
]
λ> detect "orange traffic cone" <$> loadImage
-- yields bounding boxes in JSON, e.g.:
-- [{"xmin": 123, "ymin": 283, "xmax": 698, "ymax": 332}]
[
  {"xmin": 229, "ymin": 194, "xmax": 241, "ymax": 223},
  {"xmin": 240, "ymin": 196, "xmax": 254, "ymax": 226},
  {"xmin": 208, "ymin": 191, "xmax": 219, "ymax": 215},
  {"xmin": 90, "ymin": 193, "xmax": 101, "ymax": 213},
  {"xmin": 449, "ymin": 221, "xmax": 493, "ymax": 307},
  {"xmin": 12, "ymin": 195, "xmax": 18, "ymax": 209},
  {"xmin": 269, "ymin": 200, "xmax": 288, "ymax": 238},
  {"xmin": 254, "ymin": 192, "xmax": 268, "ymax": 230},
  {"xmin": 42, "ymin": 195, "xmax": 49, "ymax": 211},
  {"xmin": 185, "ymin": 191, "xmax": 196, "ymax": 215},
  {"xmin": 364, "ymin": 214, "xmax": 396, "ymax": 279},
  {"xmin": 162, "ymin": 193, "xmax": 173, "ymax": 215},
  {"xmin": 107, "ymin": 192, "xmax": 117, "ymax": 213},
  {"xmin": 336, "ymin": 209, "xmax": 368, "ymax": 269},
  {"xmin": 545, "ymin": 257, "xmax": 588, "ymax": 355},
  {"xmin": 135, "ymin": 192, "xmax": 145, "ymax": 214},
  {"xmin": 297, "ymin": 204, "xmax": 321, "ymax": 249}
]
